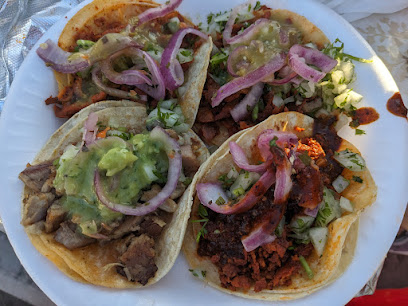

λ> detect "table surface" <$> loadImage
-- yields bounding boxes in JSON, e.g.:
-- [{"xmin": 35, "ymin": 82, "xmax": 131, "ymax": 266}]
[{"xmin": 0, "ymin": 3, "xmax": 407, "ymax": 306}]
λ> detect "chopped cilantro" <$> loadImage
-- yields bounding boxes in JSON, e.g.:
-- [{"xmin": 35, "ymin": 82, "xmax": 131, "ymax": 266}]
[
  {"xmin": 252, "ymin": 103, "xmax": 259, "ymax": 121},
  {"xmin": 254, "ymin": 1, "xmax": 261, "ymax": 10},
  {"xmin": 352, "ymin": 176, "xmax": 363, "ymax": 183},
  {"xmin": 349, "ymin": 119, "xmax": 360, "ymax": 128},
  {"xmin": 298, "ymin": 152, "xmax": 312, "ymax": 166},
  {"xmin": 355, "ymin": 129, "xmax": 366, "ymax": 135},
  {"xmin": 215, "ymin": 196, "xmax": 226, "ymax": 206},
  {"xmin": 269, "ymin": 136, "xmax": 278, "ymax": 147},
  {"xmin": 194, "ymin": 205, "xmax": 209, "ymax": 243}
]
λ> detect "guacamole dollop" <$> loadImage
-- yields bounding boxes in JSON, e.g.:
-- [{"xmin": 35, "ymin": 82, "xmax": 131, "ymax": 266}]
[{"xmin": 53, "ymin": 134, "xmax": 168, "ymax": 233}]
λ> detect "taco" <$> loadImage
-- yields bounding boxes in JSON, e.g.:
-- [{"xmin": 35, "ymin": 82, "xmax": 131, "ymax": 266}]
[
  {"xmin": 38, "ymin": 0, "xmax": 212, "ymax": 124},
  {"xmin": 18, "ymin": 102, "xmax": 209, "ymax": 288},
  {"xmin": 183, "ymin": 112, "xmax": 376, "ymax": 300},
  {"xmin": 193, "ymin": 1, "xmax": 370, "ymax": 146}
]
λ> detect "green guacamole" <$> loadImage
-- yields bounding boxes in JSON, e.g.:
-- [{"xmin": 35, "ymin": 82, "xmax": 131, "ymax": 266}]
[{"xmin": 54, "ymin": 134, "xmax": 168, "ymax": 233}]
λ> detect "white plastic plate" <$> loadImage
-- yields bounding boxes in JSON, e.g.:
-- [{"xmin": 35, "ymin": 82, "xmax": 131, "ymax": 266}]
[{"xmin": 0, "ymin": 0, "xmax": 407, "ymax": 305}]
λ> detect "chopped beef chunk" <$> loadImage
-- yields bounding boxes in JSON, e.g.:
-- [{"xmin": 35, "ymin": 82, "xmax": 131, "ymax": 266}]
[
  {"xmin": 109, "ymin": 216, "xmax": 144, "ymax": 239},
  {"xmin": 180, "ymin": 145, "xmax": 201, "ymax": 176},
  {"xmin": 118, "ymin": 234, "xmax": 157, "ymax": 285},
  {"xmin": 140, "ymin": 217, "xmax": 166, "ymax": 238},
  {"xmin": 141, "ymin": 185, "xmax": 179, "ymax": 212},
  {"xmin": 44, "ymin": 200, "xmax": 67, "ymax": 233},
  {"xmin": 159, "ymin": 198, "xmax": 178, "ymax": 213},
  {"xmin": 19, "ymin": 162, "xmax": 54, "ymax": 192},
  {"xmin": 54, "ymin": 222, "xmax": 95, "ymax": 249},
  {"xmin": 22, "ymin": 193, "xmax": 55, "ymax": 226}
]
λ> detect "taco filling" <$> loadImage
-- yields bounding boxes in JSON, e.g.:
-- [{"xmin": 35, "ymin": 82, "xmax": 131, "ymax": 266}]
[
  {"xmin": 193, "ymin": 1, "xmax": 371, "ymax": 145},
  {"xmin": 38, "ymin": 0, "xmax": 210, "ymax": 118},
  {"xmin": 192, "ymin": 121, "xmax": 367, "ymax": 292},
  {"xmin": 19, "ymin": 111, "xmax": 203, "ymax": 285}
]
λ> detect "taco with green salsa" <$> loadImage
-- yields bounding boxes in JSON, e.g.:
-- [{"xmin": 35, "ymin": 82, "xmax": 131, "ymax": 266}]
[
  {"xmin": 183, "ymin": 112, "xmax": 376, "ymax": 300},
  {"xmin": 194, "ymin": 1, "xmax": 370, "ymax": 146},
  {"xmin": 38, "ymin": 0, "xmax": 212, "ymax": 126},
  {"xmin": 19, "ymin": 101, "xmax": 209, "ymax": 287}
]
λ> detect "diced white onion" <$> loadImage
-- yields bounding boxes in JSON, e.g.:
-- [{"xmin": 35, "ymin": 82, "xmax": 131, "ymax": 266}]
[{"xmin": 309, "ymin": 227, "xmax": 328, "ymax": 257}]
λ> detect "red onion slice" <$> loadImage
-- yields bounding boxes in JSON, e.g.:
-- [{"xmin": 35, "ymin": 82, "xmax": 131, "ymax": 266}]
[
  {"xmin": 222, "ymin": 1, "xmax": 264, "ymax": 45},
  {"xmin": 92, "ymin": 67, "xmax": 147, "ymax": 101},
  {"xmin": 101, "ymin": 49, "xmax": 153, "ymax": 86},
  {"xmin": 100, "ymin": 47, "xmax": 165, "ymax": 100},
  {"xmin": 230, "ymin": 83, "xmax": 264, "ymax": 122},
  {"xmin": 257, "ymin": 129, "xmax": 298, "ymax": 161},
  {"xmin": 242, "ymin": 226, "xmax": 276, "ymax": 252},
  {"xmin": 227, "ymin": 45, "xmax": 247, "ymax": 77},
  {"xmin": 288, "ymin": 44, "xmax": 337, "ymax": 83},
  {"xmin": 304, "ymin": 201, "xmax": 322, "ymax": 217},
  {"xmin": 229, "ymin": 141, "xmax": 268, "ymax": 173},
  {"xmin": 137, "ymin": 0, "xmax": 182, "ymax": 25},
  {"xmin": 212, "ymin": 53, "xmax": 285, "ymax": 107},
  {"xmin": 36, "ymin": 39, "xmax": 90, "ymax": 73},
  {"xmin": 95, "ymin": 127, "xmax": 182, "ymax": 216},
  {"xmin": 270, "ymin": 146, "xmax": 293, "ymax": 204},
  {"xmin": 242, "ymin": 203, "xmax": 285, "ymax": 251},
  {"xmin": 267, "ymin": 71, "xmax": 297, "ymax": 85},
  {"xmin": 160, "ymin": 28, "xmax": 208, "ymax": 90},
  {"xmin": 82, "ymin": 112, "xmax": 98, "ymax": 147},
  {"xmin": 196, "ymin": 183, "xmax": 229, "ymax": 212},
  {"xmin": 137, "ymin": 49, "xmax": 166, "ymax": 101},
  {"xmin": 197, "ymin": 169, "xmax": 275, "ymax": 215}
]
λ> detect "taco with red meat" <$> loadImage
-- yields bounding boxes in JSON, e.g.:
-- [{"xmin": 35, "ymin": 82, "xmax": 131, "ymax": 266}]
[{"xmin": 183, "ymin": 111, "xmax": 376, "ymax": 300}]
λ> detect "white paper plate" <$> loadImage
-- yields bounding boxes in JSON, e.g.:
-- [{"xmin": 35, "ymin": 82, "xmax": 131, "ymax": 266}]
[{"xmin": 0, "ymin": 0, "xmax": 407, "ymax": 305}]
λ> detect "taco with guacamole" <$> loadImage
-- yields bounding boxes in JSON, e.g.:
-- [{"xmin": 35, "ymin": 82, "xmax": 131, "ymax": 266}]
[
  {"xmin": 193, "ymin": 0, "xmax": 370, "ymax": 146},
  {"xmin": 183, "ymin": 111, "xmax": 376, "ymax": 300},
  {"xmin": 19, "ymin": 101, "xmax": 209, "ymax": 287},
  {"xmin": 37, "ymin": 0, "xmax": 212, "ymax": 126}
]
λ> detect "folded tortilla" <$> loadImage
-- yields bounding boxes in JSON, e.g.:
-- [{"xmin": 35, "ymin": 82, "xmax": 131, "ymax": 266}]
[
  {"xmin": 22, "ymin": 101, "xmax": 209, "ymax": 288},
  {"xmin": 182, "ymin": 112, "xmax": 377, "ymax": 300},
  {"xmin": 53, "ymin": 0, "xmax": 212, "ymax": 126}
]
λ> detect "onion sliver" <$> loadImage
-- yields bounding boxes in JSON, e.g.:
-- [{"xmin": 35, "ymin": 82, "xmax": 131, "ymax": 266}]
[
  {"xmin": 160, "ymin": 28, "xmax": 208, "ymax": 90},
  {"xmin": 223, "ymin": 2, "xmax": 265, "ymax": 45},
  {"xmin": 288, "ymin": 44, "xmax": 337, "ymax": 83},
  {"xmin": 241, "ymin": 203, "xmax": 285, "ymax": 251},
  {"xmin": 257, "ymin": 129, "xmax": 298, "ymax": 161},
  {"xmin": 304, "ymin": 202, "xmax": 322, "ymax": 218},
  {"xmin": 95, "ymin": 127, "xmax": 182, "ymax": 216},
  {"xmin": 92, "ymin": 67, "xmax": 147, "ymax": 101},
  {"xmin": 36, "ymin": 39, "xmax": 89, "ymax": 73},
  {"xmin": 229, "ymin": 141, "xmax": 268, "ymax": 173},
  {"xmin": 82, "ymin": 112, "xmax": 98, "ymax": 147},
  {"xmin": 270, "ymin": 146, "xmax": 293, "ymax": 204},
  {"xmin": 227, "ymin": 45, "xmax": 247, "ymax": 77},
  {"xmin": 242, "ymin": 226, "xmax": 276, "ymax": 252},
  {"xmin": 230, "ymin": 83, "xmax": 264, "ymax": 122},
  {"xmin": 197, "ymin": 169, "xmax": 276, "ymax": 215},
  {"xmin": 137, "ymin": 0, "xmax": 182, "ymax": 25},
  {"xmin": 101, "ymin": 47, "xmax": 165, "ymax": 101},
  {"xmin": 101, "ymin": 49, "xmax": 153, "ymax": 86},
  {"xmin": 212, "ymin": 53, "xmax": 285, "ymax": 107},
  {"xmin": 267, "ymin": 71, "xmax": 297, "ymax": 85}
]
